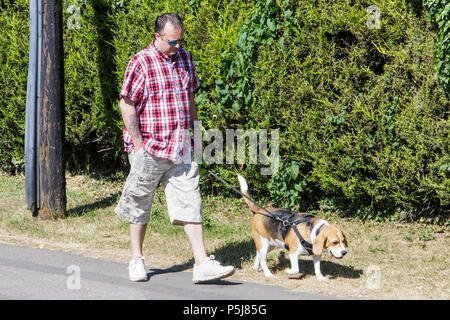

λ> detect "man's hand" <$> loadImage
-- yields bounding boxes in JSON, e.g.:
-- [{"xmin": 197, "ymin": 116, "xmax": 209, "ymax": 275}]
[{"xmin": 120, "ymin": 96, "xmax": 143, "ymax": 151}]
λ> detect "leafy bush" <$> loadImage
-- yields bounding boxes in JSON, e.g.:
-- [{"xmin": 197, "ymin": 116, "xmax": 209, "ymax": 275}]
[
  {"xmin": 249, "ymin": 0, "xmax": 449, "ymax": 219},
  {"xmin": 424, "ymin": 0, "xmax": 449, "ymax": 95},
  {"xmin": 0, "ymin": 0, "xmax": 29, "ymax": 173},
  {"xmin": 0, "ymin": 0, "xmax": 448, "ymax": 220}
]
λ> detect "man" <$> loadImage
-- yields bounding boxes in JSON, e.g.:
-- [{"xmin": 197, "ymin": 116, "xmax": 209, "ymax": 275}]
[{"xmin": 115, "ymin": 13, "xmax": 235, "ymax": 283}]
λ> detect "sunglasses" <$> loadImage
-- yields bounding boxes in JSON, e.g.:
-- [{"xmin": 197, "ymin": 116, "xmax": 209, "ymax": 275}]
[{"xmin": 159, "ymin": 34, "xmax": 184, "ymax": 46}]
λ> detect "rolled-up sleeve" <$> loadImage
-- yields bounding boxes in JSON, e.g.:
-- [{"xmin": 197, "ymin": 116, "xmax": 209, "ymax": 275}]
[{"xmin": 120, "ymin": 57, "xmax": 144, "ymax": 103}]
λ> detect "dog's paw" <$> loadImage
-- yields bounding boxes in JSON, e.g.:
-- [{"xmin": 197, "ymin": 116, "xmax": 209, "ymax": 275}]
[
  {"xmin": 317, "ymin": 275, "xmax": 327, "ymax": 281},
  {"xmin": 264, "ymin": 272, "xmax": 275, "ymax": 278},
  {"xmin": 285, "ymin": 268, "xmax": 299, "ymax": 275}
]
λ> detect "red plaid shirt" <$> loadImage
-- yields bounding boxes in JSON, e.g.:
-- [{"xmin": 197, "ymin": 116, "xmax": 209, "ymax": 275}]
[{"xmin": 119, "ymin": 40, "xmax": 200, "ymax": 161}]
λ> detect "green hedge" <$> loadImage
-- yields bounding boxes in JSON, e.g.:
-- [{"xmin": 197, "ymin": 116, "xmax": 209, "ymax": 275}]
[
  {"xmin": 248, "ymin": 0, "xmax": 449, "ymax": 220},
  {"xmin": 0, "ymin": 0, "xmax": 448, "ymax": 221},
  {"xmin": 0, "ymin": 0, "xmax": 29, "ymax": 172}
]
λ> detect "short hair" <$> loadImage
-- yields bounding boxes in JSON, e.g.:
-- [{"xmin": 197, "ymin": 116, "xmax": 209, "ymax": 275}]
[{"xmin": 155, "ymin": 13, "xmax": 183, "ymax": 35}]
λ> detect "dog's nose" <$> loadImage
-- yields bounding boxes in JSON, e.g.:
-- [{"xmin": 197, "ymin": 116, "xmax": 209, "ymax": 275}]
[{"xmin": 342, "ymin": 250, "xmax": 347, "ymax": 256}]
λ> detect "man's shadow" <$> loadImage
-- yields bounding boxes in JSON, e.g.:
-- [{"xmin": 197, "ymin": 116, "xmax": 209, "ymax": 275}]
[
  {"xmin": 146, "ymin": 259, "xmax": 242, "ymax": 286},
  {"xmin": 147, "ymin": 262, "xmax": 192, "ymax": 277}
]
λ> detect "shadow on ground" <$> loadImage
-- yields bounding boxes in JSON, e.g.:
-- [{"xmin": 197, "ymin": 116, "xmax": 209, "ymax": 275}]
[
  {"xmin": 148, "ymin": 260, "xmax": 242, "ymax": 285},
  {"xmin": 67, "ymin": 192, "xmax": 120, "ymax": 217},
  {"xmin": 211, "ymin": 239, "xmax": 255, "ymax": 269},
  {"xmin": 273, "ymin": 251, "xmax": 363, "ymax": 280},
  {"xmin": 211, "ymin": 240, "xmax": 363, "ymax": 280}
]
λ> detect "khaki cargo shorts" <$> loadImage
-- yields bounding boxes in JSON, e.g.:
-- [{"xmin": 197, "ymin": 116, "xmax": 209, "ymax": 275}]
[{"xmin": 114, "ymin": 148, "xmax": 202, "ymax": 226}]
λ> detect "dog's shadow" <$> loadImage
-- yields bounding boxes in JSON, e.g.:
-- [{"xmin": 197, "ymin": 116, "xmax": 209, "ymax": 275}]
[
  {"xmin": 274, "ymin": 251, "xmax": 363, "ymax": 280},
  {"xmin": 212, "ymin": 240, "xmax": 363, "ymax": 280}
]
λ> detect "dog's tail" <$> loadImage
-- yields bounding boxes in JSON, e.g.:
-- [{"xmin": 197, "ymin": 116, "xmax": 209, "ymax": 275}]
[{"xmin": 237, "ymin": 174, "xmax": 260, "ymax": 214}]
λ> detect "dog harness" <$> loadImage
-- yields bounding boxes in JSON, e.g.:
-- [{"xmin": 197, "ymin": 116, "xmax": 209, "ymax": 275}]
[{"xmin": 277, "ymin": 211, "xmax": 327, "ymax": 255}]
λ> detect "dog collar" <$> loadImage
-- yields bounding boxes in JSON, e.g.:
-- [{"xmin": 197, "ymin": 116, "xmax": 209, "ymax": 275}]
[{"xmin": 310, "ymin": 220, "xmax": 329, "ymax": 244}]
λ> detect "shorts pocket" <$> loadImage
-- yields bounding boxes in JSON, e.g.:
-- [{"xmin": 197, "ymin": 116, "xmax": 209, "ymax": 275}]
[{"xmin": 132, "ymin": 149, "xmax": 159, "ymax": 183}]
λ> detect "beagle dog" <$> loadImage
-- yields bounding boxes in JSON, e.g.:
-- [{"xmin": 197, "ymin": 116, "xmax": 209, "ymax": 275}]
[{"xmin": 237, "ymin": 174, "xmax": 348, "ymax": 281}]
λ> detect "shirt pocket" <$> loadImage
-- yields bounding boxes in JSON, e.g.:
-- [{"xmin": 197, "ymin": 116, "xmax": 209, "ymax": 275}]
[{"xmin": 175, "ymin": 67, "xmax": 190, "ymax": 91}]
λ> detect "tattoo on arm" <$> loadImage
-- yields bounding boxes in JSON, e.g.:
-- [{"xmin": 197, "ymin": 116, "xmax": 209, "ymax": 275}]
[
  {"xmin": 126, "ymin": 113, "xmax": 141, "ymax": 140},
  {"xmin": 120, "ymin": 97, "xmax": 143, "ymax": 148}
]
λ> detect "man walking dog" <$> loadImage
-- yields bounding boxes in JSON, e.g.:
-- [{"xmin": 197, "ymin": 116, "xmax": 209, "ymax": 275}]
[{"xmin": 115, "ymin": 13, "xmax": 234, "ymax": 283}]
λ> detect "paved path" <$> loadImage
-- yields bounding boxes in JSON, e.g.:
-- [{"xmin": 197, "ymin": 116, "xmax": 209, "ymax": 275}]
[{"xmin": 0, "ymin": 242, "xmax": 334, "ymax": 300}]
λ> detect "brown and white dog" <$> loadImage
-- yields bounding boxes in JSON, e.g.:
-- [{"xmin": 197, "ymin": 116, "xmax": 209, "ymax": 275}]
[{"xmin": 237, "ymin": 174, "xmax": 348, "ymax": 281}]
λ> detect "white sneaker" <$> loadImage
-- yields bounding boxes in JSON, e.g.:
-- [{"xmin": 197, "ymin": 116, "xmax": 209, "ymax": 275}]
[
  {"xmin": 128, "ymin": 256, "xmax": 148, "ymax": 282},
  {"xmin": 192, "ymin": 255, "xmax": 235, "ymax": 283}
]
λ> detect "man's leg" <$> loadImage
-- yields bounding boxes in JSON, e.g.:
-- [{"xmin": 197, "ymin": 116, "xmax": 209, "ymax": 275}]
[
  {"xmin": 130, "ymin": 223, "xmax": 147, "ymax": 259},
  {"xmin": 183, "ymin": 222, "xmax": 207, "ymax": 265},
  {"xmin": 163, "ymin": 161, "xmax": 235, "ymax": 282},
  {"xmin": 127, "ymin": 222, "xmax": 148, "ymax": 281},
  {"xmin": 183, "ymin": 221, "xmax": 235, "ymax": 283},
  {"xmin": 115, "ymin": 150, "xmax": 171, "ymax": 281}
]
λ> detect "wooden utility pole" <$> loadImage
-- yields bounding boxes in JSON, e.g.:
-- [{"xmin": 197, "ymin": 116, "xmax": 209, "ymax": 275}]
[{"xmin": 39, "ymin": 0, "xmax": 66, "ymax": 219}]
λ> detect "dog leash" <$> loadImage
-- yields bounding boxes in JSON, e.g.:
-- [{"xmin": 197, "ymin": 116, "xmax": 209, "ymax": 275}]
[
  {"xmin": 206, "ymin": 169, "xmax": 286, "ymax": 223},
  {"xmin": 206, "ymin": 169, "xmax": 316, "ymax": 254}
]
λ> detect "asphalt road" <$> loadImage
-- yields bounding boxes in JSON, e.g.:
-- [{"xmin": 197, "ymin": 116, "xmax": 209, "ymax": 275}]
[{"xmin": 0, "ymin": 242, "xmax": 337, "ymax": 300}]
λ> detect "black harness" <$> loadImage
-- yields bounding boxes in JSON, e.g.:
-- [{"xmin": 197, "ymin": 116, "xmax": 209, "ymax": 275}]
[
  {"xmin": 207, "ymin": 170, "xmax": 321, "ymax": 255},
  {"xmin": 281, "ymin": 213, "xmax": 315, "ymax": 255}
]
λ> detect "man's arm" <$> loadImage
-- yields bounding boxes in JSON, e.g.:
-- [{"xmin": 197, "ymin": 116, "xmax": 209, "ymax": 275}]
[{"xmin": 120, "ymin": 96, "xmax": 143, "ymax": 151}]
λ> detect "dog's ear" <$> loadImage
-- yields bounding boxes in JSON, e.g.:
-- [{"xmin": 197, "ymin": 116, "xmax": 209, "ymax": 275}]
[
  {"xmin": 342, "ymin": 231, "xmax": 348, "ymax": 247},
  {"xmin": 312, "ymin": 228, "xmax": 328, "ymax": 256}
]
